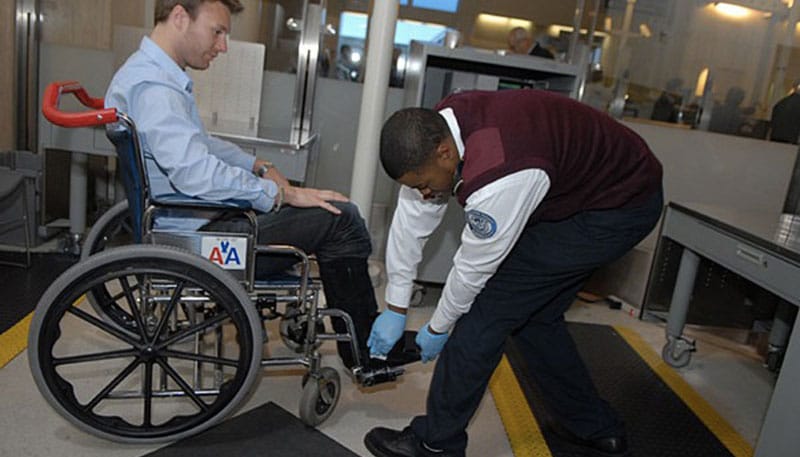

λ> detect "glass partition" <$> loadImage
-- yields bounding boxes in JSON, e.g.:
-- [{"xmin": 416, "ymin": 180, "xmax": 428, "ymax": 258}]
[{"xmin": 37, "ymin": 0, "xmax": 800, "ymax": 143}]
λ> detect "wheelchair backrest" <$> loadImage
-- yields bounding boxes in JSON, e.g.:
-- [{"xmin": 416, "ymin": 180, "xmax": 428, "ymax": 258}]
[{"xmin": 106, "ymin": 118, "xmax": 149, "ymax": 243}]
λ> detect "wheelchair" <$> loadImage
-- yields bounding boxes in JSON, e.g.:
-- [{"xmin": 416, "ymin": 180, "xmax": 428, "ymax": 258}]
[{"xmin": 28, "ymin": 81, "xmax": 411, "ymax": 444}]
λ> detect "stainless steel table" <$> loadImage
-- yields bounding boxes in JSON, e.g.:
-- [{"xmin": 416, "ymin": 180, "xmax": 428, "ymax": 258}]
[{"xmin": 658, "ymin": 202, "xmax": 800, "ymax": 457}]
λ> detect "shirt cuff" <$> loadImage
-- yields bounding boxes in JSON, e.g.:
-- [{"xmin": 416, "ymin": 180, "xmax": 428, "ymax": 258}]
[
  {"xmin": 252, "ymin": 179, "xmax": 279, "ymax": 212},
  {"xmin": 384, "ymin": 282, "xmax": 412, "ymax": 309},
  {"xmin": 429, "ymin": 308, "xmax": 456, "ymax": 334}
]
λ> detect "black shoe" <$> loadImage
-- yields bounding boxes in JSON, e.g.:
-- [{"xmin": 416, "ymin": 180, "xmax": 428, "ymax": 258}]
[
  {"xmin": 383, "ymin": 330, "xmax": 422, "ymax": 366},
  {"xmin": 364, "ymin": 427, "xmax": 462, "ymax": 457},
  {"xmin": 547, "ymin": 423, "xmax": 630, "ymax": 457},
  {"xmin": 355, "ymin": 331, "xmax": 422, "ymax": 386}
]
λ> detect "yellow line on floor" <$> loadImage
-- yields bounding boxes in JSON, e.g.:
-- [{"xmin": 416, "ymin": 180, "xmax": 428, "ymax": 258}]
[
  {"xmin": 0, "ymin": 312, "xmax": 32, "ymax": 368},
  {"xmin": 614, "ymin": 325, "xmax": 754, "ymax": 457},
  {"xmin": 489, "ymin": 354, "xmax": 553, "ymax": 457}
]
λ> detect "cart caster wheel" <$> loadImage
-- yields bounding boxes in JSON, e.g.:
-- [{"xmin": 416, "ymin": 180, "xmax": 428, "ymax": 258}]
[
  {"xmin": 765, "ymin": 348, "xmax": 784, "ymax": 373},
  {"xmin": 662, "ymin": 338, "xmax": 693, "ymax": 368},
  {"xmin": 299, "ymin": 367, "xmax": 340, "ymax": 426}
]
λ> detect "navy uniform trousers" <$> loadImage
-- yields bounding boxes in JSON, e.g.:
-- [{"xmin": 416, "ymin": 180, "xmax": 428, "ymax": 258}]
[{"xmin": 410, "ymin": 189, "xmax": 664, "ymax": 453}]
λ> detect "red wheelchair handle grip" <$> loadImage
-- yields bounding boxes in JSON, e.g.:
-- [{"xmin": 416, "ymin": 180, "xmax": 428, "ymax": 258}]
[{"xmin": 42, "ymin": 80, "xmax": 118, "ymax": 128}]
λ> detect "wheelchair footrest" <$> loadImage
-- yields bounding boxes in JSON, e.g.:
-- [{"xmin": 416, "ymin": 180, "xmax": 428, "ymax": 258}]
[
  {"xmin": 356, "ymin": 365, "xmax": 406, "ymax": 387},
  {"xmin": 355, "ymin": 331, "xmax": 422, "ymax": 387}
]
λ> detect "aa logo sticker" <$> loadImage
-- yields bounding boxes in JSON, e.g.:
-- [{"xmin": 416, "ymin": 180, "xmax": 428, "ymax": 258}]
[
  {"xmin": 466, "ymin": 210, "xmax": 497, "ymax": 239},
  {"xmin": 201, "ymin": 236, "xmax": 247, "ymax": 270}
]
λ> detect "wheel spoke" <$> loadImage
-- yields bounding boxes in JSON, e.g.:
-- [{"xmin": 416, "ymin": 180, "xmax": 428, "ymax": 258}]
[
  {"xmin": 155, "ymin": 311, "xmax": 229, "ymax": 350},
  {"xmin": 119, "ymin": 276, "xmax": 149, "ymax": 341},
  {"xmin": 83, "ymin": 357, "xmax": 142, "ymax": 412},
  {"xmin": 155, "ymin": 357, "xmax": 209, "ymax": 412},
  {"xmin": 143, "ymin": 362, "xmax": 153, "ymax": 427},
  {"xmin": 152, "ymin": 280, "xmax": 185, "ymax": 341},
  {"xmin": 67, "ymin": 306, "xmax": 141, "ymax": 347},
  {"xmin": 160, "ymin": 349, "xmax": 240, "ymax": 367},
  {"xmin": 53, "ymin": 348, "xmax": 138, "ymax": 366}
]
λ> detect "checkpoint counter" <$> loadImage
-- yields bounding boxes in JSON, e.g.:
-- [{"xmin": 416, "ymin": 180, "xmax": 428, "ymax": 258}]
[{"xmin": 645, "ymin": 202, "xmax": 799, "ymax": 457}]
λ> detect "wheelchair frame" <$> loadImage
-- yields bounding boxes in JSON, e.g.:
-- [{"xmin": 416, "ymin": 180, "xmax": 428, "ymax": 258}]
[{"xmin": 28, "ymin": 81, "xmax": 394, "ymax": 444}]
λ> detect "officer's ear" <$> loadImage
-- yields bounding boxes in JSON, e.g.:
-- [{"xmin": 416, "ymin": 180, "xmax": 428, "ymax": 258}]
[{"xmin": 434, "ymin": 136, "xmax": 457, "ymax": 162}]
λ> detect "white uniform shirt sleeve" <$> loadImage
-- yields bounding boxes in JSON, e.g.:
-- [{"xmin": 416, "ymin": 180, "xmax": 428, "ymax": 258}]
[
  {"xmin": 429, "ymin": 169, "xmax": 550, "ymax": 333},
  {"xmin": 384, "ymin": 185, "xmax": 449, "ymax": 308}
]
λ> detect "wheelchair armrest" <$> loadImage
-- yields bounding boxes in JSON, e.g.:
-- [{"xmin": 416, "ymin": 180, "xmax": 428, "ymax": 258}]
[
  {"xmin": 145, "ymin": 194, "xmax": 258, "ymax": 239},
  {"xmin": 151, "ymin": 193, "xmax": 252, "ymax": 210}
]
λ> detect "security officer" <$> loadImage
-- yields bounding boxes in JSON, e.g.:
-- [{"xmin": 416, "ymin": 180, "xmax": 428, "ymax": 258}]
[{"xmin": 364, "ymin": 89, "xmax": 663, "ymax": 457}]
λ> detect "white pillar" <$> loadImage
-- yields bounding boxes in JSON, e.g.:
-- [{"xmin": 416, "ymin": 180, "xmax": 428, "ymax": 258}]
[{"xmin": 348, "ymin": 0, "xmax": 399, "ymax": 228}]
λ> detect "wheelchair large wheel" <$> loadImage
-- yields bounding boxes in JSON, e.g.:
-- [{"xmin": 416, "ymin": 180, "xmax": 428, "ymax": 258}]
[
  {"xmin": 28, "ymin": 245, "xmax": 263, "ymax": 443},
  {"xmin": 82, "ymin": 200, "xmax": 140, "ymax": 333},
  {"xmin": 82, "ymin": 200, "xmax": 134, "ymax": 258}
]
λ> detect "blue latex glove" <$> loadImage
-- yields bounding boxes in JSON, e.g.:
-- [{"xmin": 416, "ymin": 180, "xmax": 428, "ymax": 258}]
[
  {"xmin": 367, "ymin": 309, "xmax": 407, "ymax": 357},
  {"xmin": 415, "ymin": 323, "xmax": 449, "ymax": 363}
]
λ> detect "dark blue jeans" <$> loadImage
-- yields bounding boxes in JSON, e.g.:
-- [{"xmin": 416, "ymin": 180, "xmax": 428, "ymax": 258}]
[
  {"xmin": 204, "ymin": 201, "xmax": 377, "ymax": 365},
  {"xmin": 205, "ymin": 201, "xmax": 373, "ymax": 273},
  {"xmin": 411, "ymin": 189, "xmax": 664, "ymax": 453}
]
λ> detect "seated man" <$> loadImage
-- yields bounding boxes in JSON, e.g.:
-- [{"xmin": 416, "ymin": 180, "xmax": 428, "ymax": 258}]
[{"xmin": 105, "ymin": 0, "xmax": 403, "ymax": 372}]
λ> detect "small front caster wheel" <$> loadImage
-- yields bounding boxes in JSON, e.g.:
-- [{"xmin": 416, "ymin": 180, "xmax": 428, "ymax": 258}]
[{"xmin": 299, "ymin": 367, "xmax": 341, "ymax": 426}]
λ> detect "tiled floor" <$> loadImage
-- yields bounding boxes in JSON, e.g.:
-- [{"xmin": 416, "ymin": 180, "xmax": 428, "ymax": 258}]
[{"xmin": 0, "ymin": 265, "xmax": 775, "ymax": 457}]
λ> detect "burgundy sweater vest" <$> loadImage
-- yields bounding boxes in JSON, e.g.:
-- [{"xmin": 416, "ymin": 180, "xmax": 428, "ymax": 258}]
[{"xmin": 436, "ymin": 90, "xmax": 663, "ymax": 222}]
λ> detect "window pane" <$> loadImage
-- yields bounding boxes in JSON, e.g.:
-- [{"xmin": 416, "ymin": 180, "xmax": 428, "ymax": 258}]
[
  {"xmin": 395, "ymin": 21, "xmax": 447, "ymax": 46},
  {"xmin": 339, "ymin": 12, "xmax": 368, "ymax": 39},
  {"xmin": 339, "ymin": 12, "xmax": 446, "ymax": 46},
  {"xmin": 412, "ymin": 0, "xmax": 458, "ymax": 13}
]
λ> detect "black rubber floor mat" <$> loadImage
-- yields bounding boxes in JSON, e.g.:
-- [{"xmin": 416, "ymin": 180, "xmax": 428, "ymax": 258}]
[
  {"xmin": 0, "ymin": 252, "xmax": 77, "ymax": 333},
  {"xmin": 505, "ymin": 322, "xmax": 738, "ymax": 457},
  {"xmin": 142, "ymin": 402, "xmax": 358, "ymax": 457}
]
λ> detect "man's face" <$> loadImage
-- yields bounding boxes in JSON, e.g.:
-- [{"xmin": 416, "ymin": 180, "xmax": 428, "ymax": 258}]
[
  {"xmin": 397, "ymin": 140, "xmax": 459, "ymax": 200},
  {"xmin": 181, "ymin": 2, "xmax": 231, "ymax": 70},
  {"xmin": 511, "ymin": 36, "xmax": 532, "ymax": 54}
]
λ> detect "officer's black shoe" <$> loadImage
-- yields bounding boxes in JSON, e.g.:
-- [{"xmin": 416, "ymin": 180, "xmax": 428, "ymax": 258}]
[
  {"xmin": 364, "ymin": 427, "xmax": 463, "ymax": 457},
  {"xmin": 547, "ymin": 423, "xmax": 630, "ymax": 457}
]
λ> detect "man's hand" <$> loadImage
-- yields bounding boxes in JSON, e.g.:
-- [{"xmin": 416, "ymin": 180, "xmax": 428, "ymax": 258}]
[
  {"xmin": 415, "ymin": 323, "xmax": 449, "ymax": 363},
  {"xmin": 367, "ymin": 309, "xmax": 407, "ymax": 358},
  {"xmin": 282, "ymin": 185, "xmax": 349, "ymax": 214}
]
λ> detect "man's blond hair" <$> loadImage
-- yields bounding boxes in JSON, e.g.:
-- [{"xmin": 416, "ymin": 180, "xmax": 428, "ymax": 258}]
[{"xmin": 154, "ymin": 0, "xmax": 244, "ymax": 24}]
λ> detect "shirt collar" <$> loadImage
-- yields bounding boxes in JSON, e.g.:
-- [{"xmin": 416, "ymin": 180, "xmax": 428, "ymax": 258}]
[
  {"xmin": 437, "ymin": 107, "xmax": 465, "ymax": 159},
  {"xmin": 139, "ymin": 36, "xmax": 194, "ymax": 94}
]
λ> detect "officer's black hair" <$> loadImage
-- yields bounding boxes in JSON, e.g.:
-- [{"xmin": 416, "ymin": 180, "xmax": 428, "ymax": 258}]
[{"xmin": 380, "ymin": 107, "xmax": 450, "ymax": 180}]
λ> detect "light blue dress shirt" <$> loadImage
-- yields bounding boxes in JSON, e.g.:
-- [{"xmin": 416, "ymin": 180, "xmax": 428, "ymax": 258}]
[{"xmin": 105, "ymin": 36, "xmax": 278, "ymax": 230}]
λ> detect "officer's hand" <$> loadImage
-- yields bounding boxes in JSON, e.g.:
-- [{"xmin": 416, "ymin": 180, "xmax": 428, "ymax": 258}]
[
  {"xmin": 415, "ymin": 323, "xmax": 449, "ymax": 363},
  {"xmin": 367, "ymin": 309, "xmax": 406, "ymax": 358}
]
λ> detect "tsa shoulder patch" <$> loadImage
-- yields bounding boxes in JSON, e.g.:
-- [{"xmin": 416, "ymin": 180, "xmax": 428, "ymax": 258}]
[
  {"xmin": 201, "ymin": 236, "xmax": 248, "ymax": 270},
  {"xmin": 465, "ymin": 210, "xmax": 497, "ymax": 239}
]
